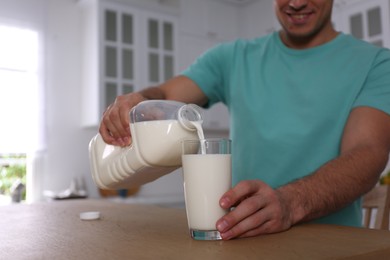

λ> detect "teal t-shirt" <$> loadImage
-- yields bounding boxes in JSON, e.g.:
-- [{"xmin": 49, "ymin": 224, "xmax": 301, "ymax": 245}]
[{"xmin": 181, "ymin": 32, "xmax": 390, "ymax": 227}]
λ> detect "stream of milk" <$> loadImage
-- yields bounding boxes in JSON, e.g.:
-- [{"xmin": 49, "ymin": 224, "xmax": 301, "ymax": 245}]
[{"xmin": 189, "ymin": 121, "xmax": 206, "ymax": 154}]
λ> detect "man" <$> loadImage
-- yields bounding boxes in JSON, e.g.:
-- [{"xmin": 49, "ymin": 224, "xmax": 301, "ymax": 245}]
[{"xmin": 99, "ymin": 0, "xmax": 390, "ymax": 240}]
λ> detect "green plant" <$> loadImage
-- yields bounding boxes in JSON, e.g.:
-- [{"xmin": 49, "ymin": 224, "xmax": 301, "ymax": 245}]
[
  {"xmin": 380, "ymin": 169, "xmax": 390, "ymax": 185},
  {"xmin": 0, "ymin": 155, "xmax": 26, "ymax": 200}
]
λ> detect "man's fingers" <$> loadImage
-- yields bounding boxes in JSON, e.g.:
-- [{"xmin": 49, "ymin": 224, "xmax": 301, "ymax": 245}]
[
  {"xmin": 220, "ymin": 180, "xmax": 266, "ymax": 209},
  {"xmin": 217, "ymin": 195, "xmax": 265, "ymax": 231}
]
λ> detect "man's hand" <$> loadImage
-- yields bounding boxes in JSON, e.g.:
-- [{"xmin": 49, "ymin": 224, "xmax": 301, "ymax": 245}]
[
  {"xmin": 216, "ymin": 180, "xmax": 293, "ymax": 240},
  {"xmin": 98, "ymin": 76, "xmax": 207, "ymax": 147},
  {"xmin": 99, "ymin": 92, "xmax": 146, "ymax": 146}
]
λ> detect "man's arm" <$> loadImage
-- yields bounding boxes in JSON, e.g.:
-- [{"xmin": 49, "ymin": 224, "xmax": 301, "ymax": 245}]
[
  {"xmin": 217, "ymin": 106, "xmax": 390, "ymax": 239},
  {"xmin": 99, "ymin": 75, "xmax": 207, "ymax": 146},
  {"xmin": 279, "ymin": 106, "xmax": 390, "ymax": 224}
]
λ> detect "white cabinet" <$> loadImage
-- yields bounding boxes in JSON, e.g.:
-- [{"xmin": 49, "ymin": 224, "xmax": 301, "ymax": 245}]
[
  {"xmin": 79, "ymin": 0, "xmax": 178, "ymax": 127},
  {"xmin": 179, "ymin": 0, "xmax": 238, "ymax": 41},
  {"xmin": 177, "ymin": 34, "xmax": 211, "ymax": 72},
  {"xmin": 333, "ymin": 0, "xmax": 390, "ymax": 48},
  {"xmin": 205, "ymin": 0, "xmax": 239, "ymax": 42},
  {"xmin": 179, "ymin": 0, "xmax": 207, "ymax": 37},
  {"xmin": 100, "ymin": 3, "xmax": 139, "ymax": 115},
  {"xmin": 238, "ymin": 0, "xmax": 279, "ymax": 39},
  {"xmin": 178, "ymin": 0, "xmax": 238, "ymax": 131}
]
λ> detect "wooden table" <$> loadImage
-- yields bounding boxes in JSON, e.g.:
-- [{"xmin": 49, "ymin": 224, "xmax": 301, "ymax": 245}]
[{"xmin": 1, "ymin": 200, "xmax": 390, "ymax": 259}]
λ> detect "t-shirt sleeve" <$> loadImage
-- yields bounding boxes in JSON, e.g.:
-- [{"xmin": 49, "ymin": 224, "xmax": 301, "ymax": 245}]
[
  {"xmin": 180, "ymin": 43, "xmax": 230, "ymax": 107},
  {"xmin": 353, "ymin": 48, "xmax": 390, "ymax": 115}
]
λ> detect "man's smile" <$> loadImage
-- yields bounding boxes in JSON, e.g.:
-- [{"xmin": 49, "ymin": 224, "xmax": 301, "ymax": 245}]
[{"xmin": 286, "ymin": 12, "xmax": 313, "ymax": 25}]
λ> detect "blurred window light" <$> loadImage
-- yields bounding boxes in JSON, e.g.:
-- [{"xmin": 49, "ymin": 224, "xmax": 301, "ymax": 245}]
[{"xmin": 0, "ymin": 25, "xmax": 40, "ymax": 153}]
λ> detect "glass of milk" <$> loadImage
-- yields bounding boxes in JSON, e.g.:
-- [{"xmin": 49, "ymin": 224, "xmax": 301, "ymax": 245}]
[{"xmin": 181, "ymin": 138, "xmax": 231, "ymax": 240}]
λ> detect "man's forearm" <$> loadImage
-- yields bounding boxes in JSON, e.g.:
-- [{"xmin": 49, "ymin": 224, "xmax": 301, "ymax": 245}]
[
  {"xmin": 139, "ymin": 86, "xmax": 166, "ymax": 100},
  {"xmin": 276, "ymin": 144, "xmax": 388, "ymax": 225}
]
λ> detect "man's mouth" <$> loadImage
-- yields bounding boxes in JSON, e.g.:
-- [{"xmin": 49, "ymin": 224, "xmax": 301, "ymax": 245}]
[
  {"xmin": 287, "ymin": 12, "xmax": 312, "ymax": 24},
  {"xmin": 291, "ymin": 14, "xmax": 308, "ymax": 19}
]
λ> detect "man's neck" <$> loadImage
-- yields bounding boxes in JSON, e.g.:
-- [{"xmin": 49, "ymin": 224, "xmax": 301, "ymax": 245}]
[{"xmin": 279, "ymin": 28, "xmax": 339, "ymax": 50}]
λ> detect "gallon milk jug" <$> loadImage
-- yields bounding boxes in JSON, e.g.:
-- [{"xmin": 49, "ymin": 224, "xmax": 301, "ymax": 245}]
[{"xmin": 89, "ymin": 100, "xmax": 203, "ymax": 190}]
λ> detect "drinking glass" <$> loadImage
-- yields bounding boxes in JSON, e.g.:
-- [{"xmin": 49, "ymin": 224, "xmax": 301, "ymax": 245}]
[{"xmin": 181, "ymin": 138, "xmax": 232, "ymax": 240}]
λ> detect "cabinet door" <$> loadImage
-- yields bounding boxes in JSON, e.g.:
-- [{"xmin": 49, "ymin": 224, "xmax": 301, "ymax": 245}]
[
  {"xmin": 341, "ymin": 0, "xmax": 390, "ymax": 47},
  {"xmin": 101, "ymin": 4, "xmax": 138, "ymax": 110},
  {"xmin": 178, "ymin": 34, "xmax": 211, "ymax": 72},
  {"xmin": 80, "ymin": 1, "xmax": 178, "ymax": 126},
  {"xmin": 205, "ymin": 0, "xmax": 239, "ymax": 42},
  {"xmin": 332, "ymin": 2, "xmax": 344, "ymax": 32},
  {"xmin": 100, "ymin": 3, "xmax": 178, "ymax": 111},
  {"xmin": 179, "ymin": 0, "xmax": 207, "ymax": 37},
  {"xmin": 143, "ymin": 12, "xmax": 177, "ymax": 87}
]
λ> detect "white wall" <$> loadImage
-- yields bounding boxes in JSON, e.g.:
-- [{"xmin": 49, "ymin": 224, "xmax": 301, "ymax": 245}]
[
  {"xmin": 0, "ymin": 0, "xmax": 274, "ymax": 204},
  {"xmin": 237, "ymin": 0, "xmax": 277, "ymax": 39},
  {"xmin": 44, "ymin": 0, "xmax": 99, "ymax": 198},
  {"xmin": 0, "ymin": 0, "xmax": 277, "ymax": 203},
  {"xmin": 43, "ymin": 0, "xmax": 184, "ymax": 201},
  {"xmin": 0, "ymin": 0, "xmax": 269, "ymax": 204},
  {"xmin": 0, "ymin": 0, "xmax": 103, "ymax": 200},
  {"xmin": 0, "ymin": 0, "xmax": 46, "ymax": 27},
  {"xmin": 3, "ymin": 0, "xmax": 389, "ymax": 205}
]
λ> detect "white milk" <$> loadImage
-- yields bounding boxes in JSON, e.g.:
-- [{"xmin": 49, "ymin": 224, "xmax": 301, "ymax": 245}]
[
  {"xmin": 132, "ymin": 120, "xmax": 198, "ymax": 166},
  {"xmin": 182, "ymin": 154, "xmax": 232, "ymax": 230},
  {"xmin": 187, "ymin": 121, "xmax": 206, "ymax": 154}
]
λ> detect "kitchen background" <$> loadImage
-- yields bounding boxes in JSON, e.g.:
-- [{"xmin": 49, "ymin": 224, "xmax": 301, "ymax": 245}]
[{"xmin": 0, "ymin": 0, "xmax": 389, "ymax": 206}]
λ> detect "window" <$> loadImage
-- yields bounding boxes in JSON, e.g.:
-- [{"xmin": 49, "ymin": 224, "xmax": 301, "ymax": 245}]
[{"xmin": 0, "ymin": 25, "xmax": 42, "ymax": 204}]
